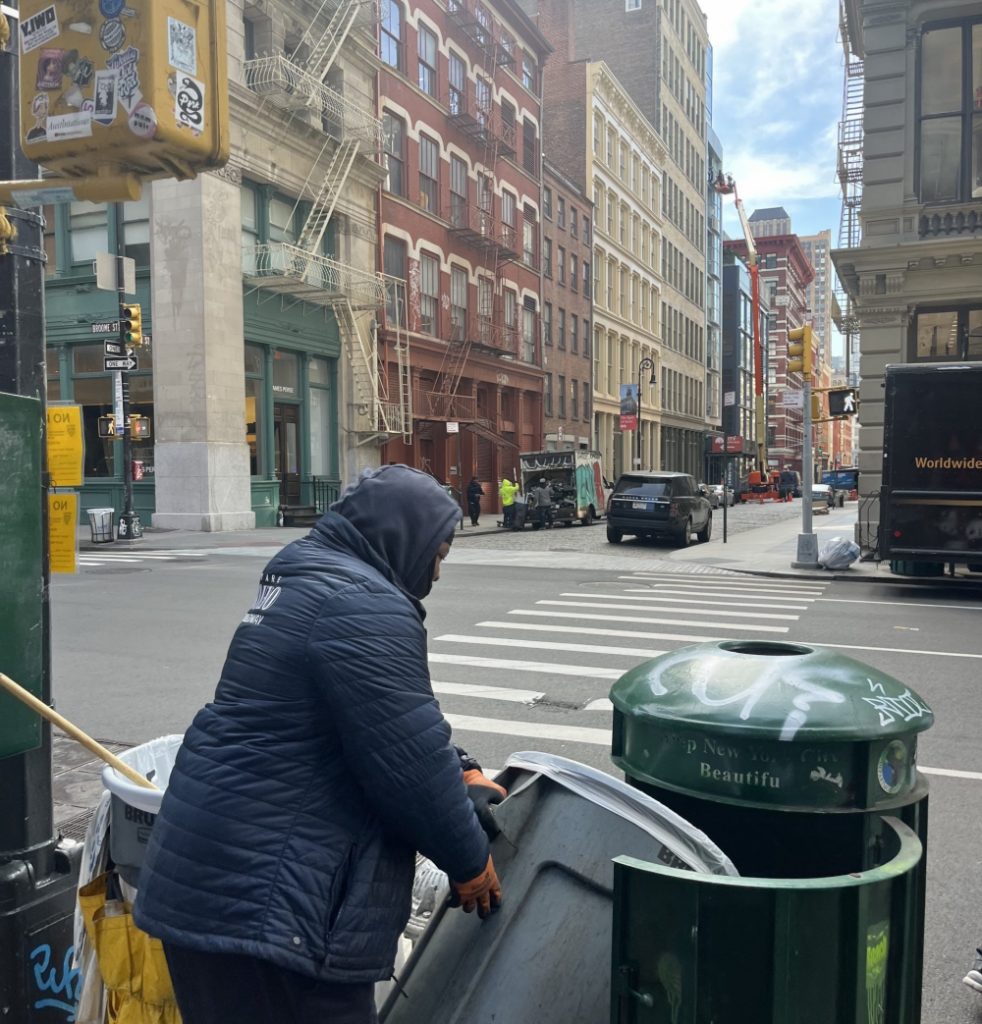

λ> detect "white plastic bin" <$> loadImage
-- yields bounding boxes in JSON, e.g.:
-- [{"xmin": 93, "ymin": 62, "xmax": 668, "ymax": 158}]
[
  {"xmin": 101, "ymin": 734, "xmax": 183, "ymax": 885},
  {"xmin": 87, "ymin": 508, "xmax": 115, "ymax": 543}
]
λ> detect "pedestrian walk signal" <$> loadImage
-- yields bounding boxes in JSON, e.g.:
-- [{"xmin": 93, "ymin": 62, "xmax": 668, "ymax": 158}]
[
  {"xmin": 120, "ymin": 304, "xmax": 142, "ymax": 345},
  {"xmin": 130, "ymin": 415, "xmax": 151, "ymax": 439},
  {"xmin": 828, "ymin": 388, "xmax": 858, "ymax": 417},
  {"xmin": 97, "ymin": 416, "xmax": 117, "ymax": 439}
]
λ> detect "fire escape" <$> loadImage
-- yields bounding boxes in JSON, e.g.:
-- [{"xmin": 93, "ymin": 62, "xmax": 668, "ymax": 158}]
[
  {"xmin": 436, "ymin": 0, "xmax": 529, "ymax": 450},
  {"xmin": 241, "ymin": 0, "xmax": 411, "ymax": 444},
  {"xmin": 835, "ymin": 0, "xmax": 864, "ymax": 390}
]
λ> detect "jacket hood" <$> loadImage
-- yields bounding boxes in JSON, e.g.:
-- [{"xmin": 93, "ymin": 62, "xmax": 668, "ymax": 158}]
[{"xmin": 322, "ymin": 466, "xmax": 460, "ymax": 600}]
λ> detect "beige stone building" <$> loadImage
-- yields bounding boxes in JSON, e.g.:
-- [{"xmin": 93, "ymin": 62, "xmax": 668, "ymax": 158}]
[
  {"xmin": 45, "ymin": 0, "xmax": 400, "ymax": 529},
  {"xmin": 832, "ymin": 0, "xmax": 982, "ymax": 510}
]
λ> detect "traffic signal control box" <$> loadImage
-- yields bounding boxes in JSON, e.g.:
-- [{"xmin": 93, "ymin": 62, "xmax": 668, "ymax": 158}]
[{"xmin": 18, "ymin": 0, "xmax": 228, "ymax": 181}]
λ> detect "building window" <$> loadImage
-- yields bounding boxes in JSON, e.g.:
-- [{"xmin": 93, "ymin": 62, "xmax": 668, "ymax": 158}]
[
  {"xmin": 626, "ymin": 0, "xmax": 642, "ymax": 9},
  {"xmin": 522, "ymin": 51, "xmax": 538, "ymax": 93},
  {"xmin": 570, "ymin": 207, "xmax": 578, "ymax": 238},
  {"xmin": 383, "ymin": 112, "xmax": 406, "ymax": 196},
  {"xmin": 913, "ymin": 305, "xmax": 982, "ymax": 360},
  {"xmin": 419, "ymin": 252, "xmax": 439, "ymax": 335},
  {"xmin": 381, "ymin": 0, "xmax": 403, "ymax": 70},
  {"xmin": 418, "ymin": 24, "xmax": 438, "ymax": 96},
  {"xmin": 451, "ymin": 266, "xmax": 468, "ymax": 337},
  {"xmin": 543, "ymin": 237, "xmax": 553, "ymax": 277},
  {"xmin": 571, "ymin": 377, "xmax": 579, "ymax": 419},
  {"xmin": 545, "ymin": 372, "xmax": 553, "ymax": 416},
  {"xmin": 583, "ymin": 217, "xmax": 591, "ymax": 246},
  {"xmin": 570, "ymin": 254, "xmax": 578, "ymax": 292},
  {"xmin": 917, "ymin": 20, "xmax": 982, "ymax": 202},
  {"xmin": 543, "ymin": 302, "xmax": 552, "ymax": 346},
  {"xmin": 523, "ymin": 298, "xmax": 537, "ymax": 362},
  {"xmin": 557, "ymin": 308, "xmax": 566, "ymax": 350},
  {"xmin": 523, "ymin": 205, "xmax": 537, "ymax": 267},
  {"xmin": 241, "ymin": 186, "xmax": 259, "ymax": 273},
  {"xmin": 522, "ymin": 119, "xmax": 538, "ymax": 175},
  {"xmin": 504, "ymin": 289, "xmax": 518, "ymax": 345},
  {"xmin": 593, "ymin": 113, "xmax": 604, "ymax": 156},
  {"xmin": 419, "ymin": 134, "xmax": 440, "ymax": 212},
  {"xmin": 69, "ymin": 202, "xmax": 108, "ymax": 264},
  {"xmin": 571, "ymin": 314, "xmax": 579, "ymax": 353},
  {"xmin": 583, "ymin": 260, "xmax": 591, "ymax": 298},
  {"xmin": 122, "ymin": 197, "xmax": 150, "ymax": 266},
  {"xmin": 557, "ymin": 196, "xmax": 566, "ymax": 228},
  {"xmin": 450, "ymin": 155, "xmax": 468, "ymax": 226},
  {"xmin": 449, "ymin": 52, "xmax": 466, "ymax": 115},
  {"xmin": 543, "ymin": 186, "xmax": 553, "ymax": 219},
  {"xmin": 383, "ymin": 236, "xmax": 407, "ymax": 325},
  {"xmin": 501, "ymin": 191, "xmax": 516, "ymax": 248},
  {"xmin": 557, "ymin": 245, "xmax": 566, "ymax": 284},
  {"xmin": 558, "ymin": 373, "xmax": 566, "ymax": 418}
]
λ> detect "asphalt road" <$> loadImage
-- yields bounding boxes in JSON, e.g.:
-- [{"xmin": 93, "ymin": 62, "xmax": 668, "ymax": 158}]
[{"xmin": 49, "ymin": 529, "xmax": 982, "ymax": 1023}]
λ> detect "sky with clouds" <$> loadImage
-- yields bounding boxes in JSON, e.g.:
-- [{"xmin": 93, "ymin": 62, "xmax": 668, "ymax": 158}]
[{"xmin": 701, "ymin": 0, "xmax": 845, "ymax": 243}]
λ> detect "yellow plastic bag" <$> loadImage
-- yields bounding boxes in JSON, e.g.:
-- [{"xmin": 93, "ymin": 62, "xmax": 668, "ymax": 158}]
[{"xmin": 78, "ymin": 873, "xmax": 181, "ymax": 1024}]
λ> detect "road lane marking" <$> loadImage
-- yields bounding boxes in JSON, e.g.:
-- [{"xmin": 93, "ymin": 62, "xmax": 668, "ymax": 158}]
[
  {"xmin": 78, "ymin": 556, "xmax": 143, "ymax": 563},
  {"xmin": 432, "ymin": 681, "xmax": 544, "ymax": 704},
  {"xmin": 590, "ymin": 591, "xmax": 811, "ymax": 610},
  {"xmin": 445, "ymin": 714, "xmax": 611, "ymax": 746},
  {"xmin": 622, "ymin": 574, "xmax": 825, "ymax": 594},
  {"xmin": 537, "ymin": 600, "xmax": 799, "ymax": 621},
  {"xmin": 428, "ymin": 653, "xmax": 624, "ymax": 679},
  {"xmin": 434, "ymin": 633, "xmax": 668, "ymax": 659},
  {"xmin": 478, "ymin": 621, "xmax": 723, "ymax": 644},
  {"xmin": 642, "ymin": 586, "xmax": 822, "ymax": 602},
  {"xmin": 817, "ymin": 597, "xmax": 982, "ymax": 612},
  {"xmin": 802, "ymin": 641, "xmax": 982, "ymax": 660},
  {"xmin": 509, "ymin": 609, "xmax": 789, "ymax": 633},
  {"xmin": 919, "ymin": 766, "xmax": 982, "ymax": 781}
]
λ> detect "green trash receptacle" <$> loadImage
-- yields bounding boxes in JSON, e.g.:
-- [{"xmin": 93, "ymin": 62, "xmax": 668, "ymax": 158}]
[{"xmin": 608, "ymin": 640, "xmax": 933, "ymax": 1024}]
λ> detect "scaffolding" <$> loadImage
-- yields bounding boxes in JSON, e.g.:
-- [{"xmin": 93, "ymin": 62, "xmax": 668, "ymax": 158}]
[
  {"xmin": 241, "ymin": 0, "xmax": 411, "ymax": 443},
  {"xmin": 835, "ymin": 0, "xmax": 864, "ymax": 384}
]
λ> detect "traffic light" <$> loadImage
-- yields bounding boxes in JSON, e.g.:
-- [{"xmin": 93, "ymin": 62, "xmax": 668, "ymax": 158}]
[
  {"xmin": 97, "ymin": 415, "xmax": 117, "ymax": 439},
  {"xmin": 811, "ymin": 394, "xmax": 823, "ymax": 421},
  {"xmin": 787, "ymin": 326, "xmax": 813, "ymax": 376},
  {"xmin": 129, "ymin": 415, "xmax": 152, "ymax": 439},
  {"xmin": 120, "ymin": 304, "xmax": 142, "ymax": 346},
  {"xmin": 828, "ymin": 388, "xmax": 858, "ymax": 417}
]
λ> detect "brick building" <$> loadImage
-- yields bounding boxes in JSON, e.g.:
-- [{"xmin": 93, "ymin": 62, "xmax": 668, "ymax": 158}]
[
  {"xmin": 725, "ymin": 233, "xmax": 815, "ymax": 478},
  {"xmin": 375, "ymin": 0, "xmax": 551, "ymax": 513},
  {"xmin": 541, "ymin": 158, "xmax": 594, "ymax": 450}
]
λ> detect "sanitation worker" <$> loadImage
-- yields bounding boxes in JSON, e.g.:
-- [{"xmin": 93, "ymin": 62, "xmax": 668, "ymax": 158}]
[
  {"xmin": 134, "ymin": 465, "xmax": 505, "ymax": 1024},
  {"xmin": 498, "ymin": 476, "xmax": 519, "ymax": 528}
]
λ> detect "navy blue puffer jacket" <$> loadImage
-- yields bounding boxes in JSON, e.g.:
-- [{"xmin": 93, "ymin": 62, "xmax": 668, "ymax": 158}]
[{"xmin": 133, "ymin": 466, "xmax": 489, "ymax": 983}]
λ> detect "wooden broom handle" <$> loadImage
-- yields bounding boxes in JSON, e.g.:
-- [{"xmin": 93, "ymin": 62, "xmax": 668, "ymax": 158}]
[{"xmin": 0, "ymin": 672, "xmax": 159, "ymax": 791}]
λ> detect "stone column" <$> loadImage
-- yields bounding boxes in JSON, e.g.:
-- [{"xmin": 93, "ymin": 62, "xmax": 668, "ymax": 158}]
[{"xmin": 149, "ymin": 171, "xmax": 255, "ymax": 531}]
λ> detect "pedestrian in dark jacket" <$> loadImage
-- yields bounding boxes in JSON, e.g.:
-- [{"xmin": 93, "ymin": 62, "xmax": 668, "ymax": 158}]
[
  {"xmin": 133, "ymin": 465, "xmax": 505, "ymax": 1024},
  {"xmin": 466, "ymin": 476, "xmax": 484, "ymax": 526}
]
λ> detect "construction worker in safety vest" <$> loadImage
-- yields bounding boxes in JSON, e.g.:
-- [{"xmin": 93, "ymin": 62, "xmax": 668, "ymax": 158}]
[{"xmin": 499, "ymin": 477, "xmax": 520, "ymax": 528}]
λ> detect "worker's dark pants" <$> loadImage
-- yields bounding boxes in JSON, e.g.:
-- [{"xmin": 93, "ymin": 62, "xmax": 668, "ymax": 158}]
[
  {"xmin": 503, "ymin": 504, "xmax": 514, "ymax": 527},
  {"xmin": 164, "ymin": 944, "xmax": 378, "ymax": 1024}
]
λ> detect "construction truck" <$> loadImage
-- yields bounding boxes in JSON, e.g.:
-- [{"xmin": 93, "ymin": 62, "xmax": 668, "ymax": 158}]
[
  {"xmin": 713, "ymin": 173, "xmax": 783, "ymax": 504},
  {"xmin": 517, "ymin": 450, "xmax": 609, "ymax": 527},
  {"xmin": 878, "ymin": 362, "xmax": 982, "ymax": 574}
]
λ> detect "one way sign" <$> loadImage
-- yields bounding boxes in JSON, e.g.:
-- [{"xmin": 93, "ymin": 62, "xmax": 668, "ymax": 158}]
[{"xmin": 104, "ymin": 355, "xmax": 139, "ymax": 372}]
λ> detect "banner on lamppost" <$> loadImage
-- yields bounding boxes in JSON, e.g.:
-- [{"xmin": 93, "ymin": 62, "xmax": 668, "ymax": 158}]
[{"xmin": 619, "ymin": 384, "xmax": 639, "ymax": 431}]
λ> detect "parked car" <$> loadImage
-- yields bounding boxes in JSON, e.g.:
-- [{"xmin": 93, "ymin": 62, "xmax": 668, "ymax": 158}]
[
  {"xmin": 606, "ymin": 472, "xmax": 712, "ymax": 547},
  {"xmin": 710, "ymin": 483, "xmax": 736, "ymax": 507},
  {"xmin": 811, "ymin": 483, "xmax": 845, "ymax": 509},
  {"xmin": 698, "ymin": 483, "xmax": 720, "ymax": 509}
]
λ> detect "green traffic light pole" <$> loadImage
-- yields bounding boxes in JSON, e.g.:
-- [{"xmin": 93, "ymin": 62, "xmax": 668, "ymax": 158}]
[{"xmin": 0, "ymin": 10, "xmax": 83, "ymax": 1019}]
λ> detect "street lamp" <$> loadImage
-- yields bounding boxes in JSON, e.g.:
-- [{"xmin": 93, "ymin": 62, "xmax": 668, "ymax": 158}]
[{"xmin": 636, "ymin": 356, "xmax": 657, "ymax": 470}]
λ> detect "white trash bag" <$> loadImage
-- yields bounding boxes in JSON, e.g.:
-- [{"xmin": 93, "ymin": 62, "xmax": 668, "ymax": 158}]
[{"xmin": 818, "ymin": 535, "xmax": 860, "ymax": 570}]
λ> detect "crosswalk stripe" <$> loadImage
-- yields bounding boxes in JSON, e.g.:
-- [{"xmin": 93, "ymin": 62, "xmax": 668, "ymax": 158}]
[
  {"xmin": 428, "ymin": 653, "xmax": 624, "ymax": 679},
  {"xmin": 644, "ymin": 586, "xmax": 822, "ymax": 602},
  {"xmin": 434, "ymin": 633, "xmax": 668, "ymax": 659},
  {"xmin": 79, "ymin": 556, "xmax": 142, "ymax": 563},
  {"xmin": 510, "ymin": 609, "xmax": 789, "ymax": 633},
  {"xmin": 536, "ymin": 600, "xmax": 799, "ymax": 621},
  {"xmin": 432, "ymin": 681, "xmax": 544, "ymax": 704},
  {"xmin": 479, "ymin": 621, "xmax": 723, "ymax": 644},
  {"xmin": 621, "ymin": 575, "xmax": 825, "ymax": 594},
  {"xmin": 584, "ymin": 698, "xmax": 614, "ymax": 711},
  {"xmin": 575, "ymin": 591, "xmax": 811, "ymax": 610},
  {"xmin": 445, "ymin": 714, "xmax": 610, "ymax": 746}
]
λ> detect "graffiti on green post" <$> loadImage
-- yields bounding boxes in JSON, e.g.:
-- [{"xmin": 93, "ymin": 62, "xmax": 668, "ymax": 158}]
[{"xmin": 866, "ymin": 921, "xmax": 889, "ymax": 1024}]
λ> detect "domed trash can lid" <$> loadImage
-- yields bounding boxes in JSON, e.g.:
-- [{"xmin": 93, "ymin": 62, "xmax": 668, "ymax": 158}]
[{"xmin": 610, "ymin": 641, "xmax": 934, "ymax": 811}]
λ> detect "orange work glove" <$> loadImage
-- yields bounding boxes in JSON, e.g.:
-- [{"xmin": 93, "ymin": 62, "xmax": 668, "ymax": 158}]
[
  {"xmin": 463, "ymin": 769, "xmax": 507, "ymax": 838},
  {"xmin": 449, "ymin": 856, "xmax": 502, "ymax": 919}
]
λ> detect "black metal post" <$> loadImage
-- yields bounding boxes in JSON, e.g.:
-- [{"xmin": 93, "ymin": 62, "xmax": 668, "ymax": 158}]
[
  {"xmin": 636, "ymin": 357, "xmax": 654, "ymax": 471},
  {"xmin": 0, "ymin": 10, "xmax": 82, "ymax": 1019},
  {"xmin": 115, "ymin": 205, "xmax": 142, "ymax": 540}
]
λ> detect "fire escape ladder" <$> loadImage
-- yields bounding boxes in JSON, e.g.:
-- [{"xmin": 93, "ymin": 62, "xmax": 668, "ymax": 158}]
[
  {"xmin": 337, "ymin": 298, "xmax": 385, "ymax": 436},
  {"xmin": 296, "ymin": 140, "xmax": 360, "ymax": 253},
  {"xmin": 387, "ymin": 279, "xmax": 413, "ymax": 442},
  {"xmin": 304, "ymin": 0, "xmax": 362, "ymax": 83}
]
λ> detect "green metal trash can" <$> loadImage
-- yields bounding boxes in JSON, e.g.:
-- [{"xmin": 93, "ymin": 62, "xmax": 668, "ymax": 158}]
[{"xmin": 608, "ymin": 640, "xmax": 934, "ymax": 1024}]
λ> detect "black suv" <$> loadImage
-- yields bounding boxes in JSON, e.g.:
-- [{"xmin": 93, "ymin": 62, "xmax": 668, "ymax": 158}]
[{"xmin": 606, "ymin": 472, "xmax": 712, "ymax": 546}]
